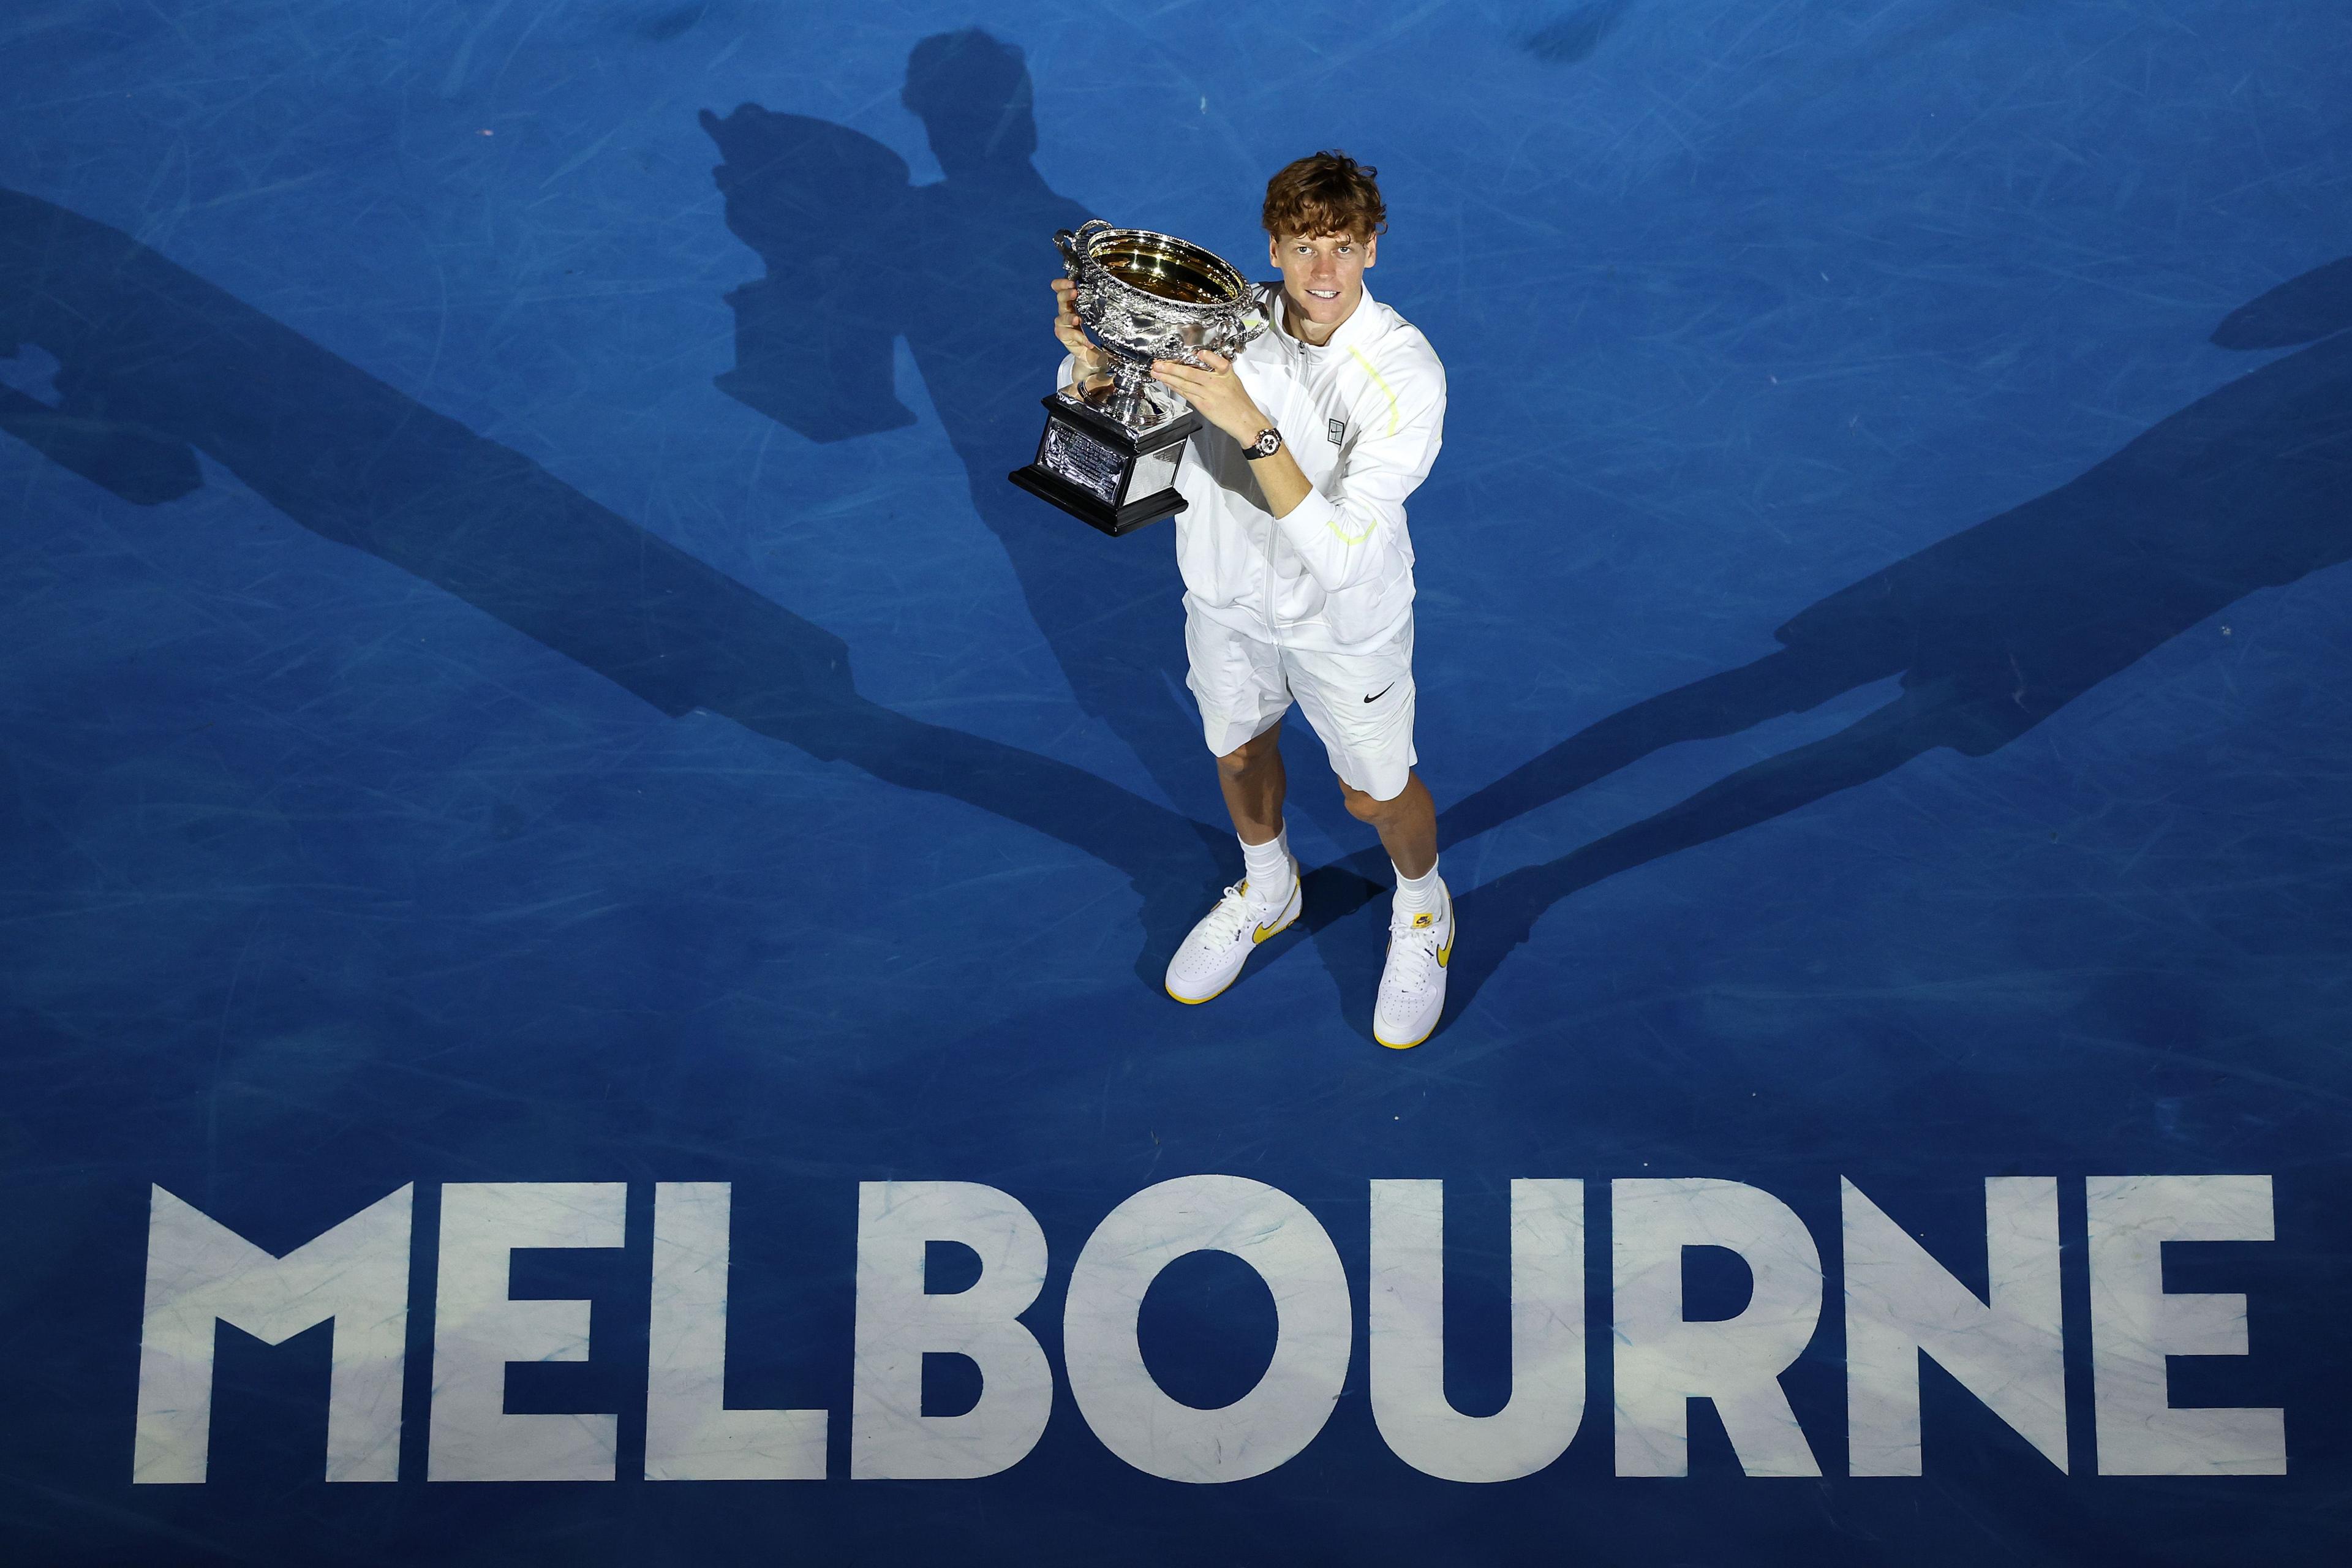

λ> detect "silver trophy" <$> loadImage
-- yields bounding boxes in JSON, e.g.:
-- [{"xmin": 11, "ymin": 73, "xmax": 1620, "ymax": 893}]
[{"xmin": 1008, "ymin": 219, "xmax": 1265, "ymax": 535}]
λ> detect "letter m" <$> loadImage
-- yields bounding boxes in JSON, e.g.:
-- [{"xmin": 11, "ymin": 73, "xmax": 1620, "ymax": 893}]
[{"xmin": 134, "ymin": 1185, "xmax": 413, "ymax": 1483}]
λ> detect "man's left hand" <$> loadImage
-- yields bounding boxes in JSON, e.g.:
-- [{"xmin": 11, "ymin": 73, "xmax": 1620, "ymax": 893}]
[{"xmin": 1150, "ymin": 350, "xmax": 1265, "ymax": 443}]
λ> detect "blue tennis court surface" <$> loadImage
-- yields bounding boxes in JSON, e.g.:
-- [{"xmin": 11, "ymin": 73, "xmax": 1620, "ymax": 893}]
[{"xmin": 3, "ymin": 2, "xmax": 2348, "ymax": 1562}]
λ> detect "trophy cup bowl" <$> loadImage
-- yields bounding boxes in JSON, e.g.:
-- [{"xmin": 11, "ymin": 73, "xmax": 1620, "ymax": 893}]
[{"xmin": 1008, "ymin": 219, "xmax": 1266, "ymax": 535}]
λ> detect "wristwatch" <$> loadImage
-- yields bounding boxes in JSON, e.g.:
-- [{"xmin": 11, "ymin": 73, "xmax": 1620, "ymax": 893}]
[{"xmin": 1242, "ymin": 426, "xmax": 1284, "ymax": 461}]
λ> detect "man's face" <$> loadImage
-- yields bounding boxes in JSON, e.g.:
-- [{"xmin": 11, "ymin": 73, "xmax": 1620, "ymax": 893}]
[{"xmin": 1268, "ymin": 230, "xmax": 1377, "ymax": 334}]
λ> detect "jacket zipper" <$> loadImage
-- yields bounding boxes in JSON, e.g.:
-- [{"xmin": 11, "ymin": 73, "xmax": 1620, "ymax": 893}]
[{"xmin": 1263, "ymin": 325, "xmax": 1295, "ymax": 649}]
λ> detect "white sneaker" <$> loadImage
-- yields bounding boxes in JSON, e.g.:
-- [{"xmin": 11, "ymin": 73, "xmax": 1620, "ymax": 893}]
[
  {"xmin": 1165, "ymin": 867, "xmax": 1302, "ymax": 1005},
  {"xmin": 1374, "ymin": 882, "xmax": 1453, "ymax": 1049}
]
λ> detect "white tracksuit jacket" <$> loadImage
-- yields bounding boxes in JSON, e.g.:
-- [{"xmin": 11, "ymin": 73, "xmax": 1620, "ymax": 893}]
[{"xmin": 1066, "ymin": 279, "xmax": 1447, "ymax": 655}]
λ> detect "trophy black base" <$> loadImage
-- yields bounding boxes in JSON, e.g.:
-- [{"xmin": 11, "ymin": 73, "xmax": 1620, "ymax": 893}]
[
  {"xmin": 1008, "ymin": 393, "xmax": 1197, "ymax": 537},
  {"xmin": 1006, "ymin": 464, "xmax": 1188, "ymax": 536}
]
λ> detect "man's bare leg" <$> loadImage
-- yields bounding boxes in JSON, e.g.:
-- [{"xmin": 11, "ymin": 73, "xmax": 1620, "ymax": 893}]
[
  {"xmin": 1340, "ymin": 771, "xmax": 1436, "ymax": 878},
  {"xmin": 1216, "ymin": 722, "xmax": 1289, "ymax": 844}
]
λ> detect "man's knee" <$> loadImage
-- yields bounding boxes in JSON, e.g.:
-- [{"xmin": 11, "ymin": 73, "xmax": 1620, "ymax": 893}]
[
  {"xmin": 1343, "ymin": 764, "xmax": 1425, "ymax": 820},
  {"xmin": 1216, "ymin": 726, "xmax": 1281, "ymax": 779},
  {"xmin": 1340, "ymin": 779, "xmax": 1395, "ymax": 824}
]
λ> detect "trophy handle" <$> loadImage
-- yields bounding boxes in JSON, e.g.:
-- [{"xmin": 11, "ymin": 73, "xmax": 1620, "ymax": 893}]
[
  {"xmin": 1212, "ymin": 311, "xmax": 1267, "ymax": 361},
  {"xmin": 1056, "ymin": 219, "xmax": 1112, "ymax": 279}
]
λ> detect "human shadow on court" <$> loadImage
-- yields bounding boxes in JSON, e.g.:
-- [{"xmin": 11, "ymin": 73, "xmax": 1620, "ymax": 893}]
[
  {"xmin": 701, "ymin": 28, "xmax": 1223, "ymax": 826},
  {"xmin": 0, "ymin": 186, "xmax": 1228, "ymax": 985},
  {"xmin": 1409, "ymin": 257, "xmax": 2352, "ymax": 1019}
]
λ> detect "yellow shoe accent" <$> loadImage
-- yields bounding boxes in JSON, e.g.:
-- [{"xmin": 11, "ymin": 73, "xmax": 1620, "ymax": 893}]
[
  {"xmin": 1245, "ymin": 875, "xmax": 1295, "ymax": 946},
  {"xmin": 1164, "ymin": 870, "xmax": 1302, "ymax": 1004}
]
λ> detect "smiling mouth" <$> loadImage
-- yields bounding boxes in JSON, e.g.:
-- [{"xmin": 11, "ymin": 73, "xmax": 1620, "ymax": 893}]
[{"xmin": 1306, "ymin": 288, "xmax": 1341, "ymax": 300}]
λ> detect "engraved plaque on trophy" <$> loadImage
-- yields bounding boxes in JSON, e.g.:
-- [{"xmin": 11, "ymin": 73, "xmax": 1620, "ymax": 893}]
[{"xmin": 1008, "ymin": 219, "xmax": 1265, "ymax": 536}]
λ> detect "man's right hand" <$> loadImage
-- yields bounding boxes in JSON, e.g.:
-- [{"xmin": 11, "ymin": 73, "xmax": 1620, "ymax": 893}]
[{"xmin": 1052, "ymin": 277, "xmax": 1105, "ymax": 383}]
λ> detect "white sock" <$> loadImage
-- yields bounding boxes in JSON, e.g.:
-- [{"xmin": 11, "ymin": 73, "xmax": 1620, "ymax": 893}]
[
  {"xmin": 1240, "ymin": 827, "xmax": 1294, "ymax": 905},
  {"xmin": 1392, "ymin": 858, "xmax": 1442, "ymax": 918}
]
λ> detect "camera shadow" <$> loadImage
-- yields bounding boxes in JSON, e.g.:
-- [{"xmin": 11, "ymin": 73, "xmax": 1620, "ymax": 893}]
[
  {"xmin": 701, "ymin": 28, "xmax": 1223, "ymax": 831},
  {"xmin": 1396, "ymin": 257, "xmax": 2352, "ymax": 1020},
  {"xmin": 0, "ymin": 185, "xmax": 1228, "ymax": 987}
]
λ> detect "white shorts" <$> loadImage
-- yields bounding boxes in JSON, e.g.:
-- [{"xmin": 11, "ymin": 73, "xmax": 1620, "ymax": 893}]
[{"xmin": 1183, "ymin": 613, "xmax": 1418, "ymax": 801}]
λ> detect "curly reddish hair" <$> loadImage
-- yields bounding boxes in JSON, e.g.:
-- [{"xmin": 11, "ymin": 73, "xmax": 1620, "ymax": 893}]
[{"xmin": 1261, "ymin": 150, "xmax": 1388, "ymax": 242}]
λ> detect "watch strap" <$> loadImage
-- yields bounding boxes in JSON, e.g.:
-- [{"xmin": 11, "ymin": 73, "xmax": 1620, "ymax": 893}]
[{"xmin": 1243, "ymin": 426, "xmax": 1283, "ymax": 460}]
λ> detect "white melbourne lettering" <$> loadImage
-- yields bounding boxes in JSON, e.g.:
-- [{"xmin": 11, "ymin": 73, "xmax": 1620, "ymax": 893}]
[
  {"xmin": 1843, "ymin": 1177, "xmax": 2067, "ymax": 1474},
  {"xmin": 1612, "ymin": 1178, "xmax": 1826, "ymax": 1477},
  {"xmin": 134, "ymin": 1185, "xmax": 413, "ymax": 1484},
  {"xmin": 850, "ymin": 1181, "xmax": 1054, "ymax": 1479},
  {"xmin": 1369, "ymin": 1178, "xmax": 1586, "ymax": 1481},
  {"xmin": 428, "ymin": 1182, "xmax": 628, "ymax": 1482},
  {"xmin": 127, "ymin": 1174, "xmax": 2287, "ymax": 1485},
  {"xmin": 2087, "ymin": 1175, "xmax": 2285, "ymax": 1475},
  {"xmin": 1063, "ymin": 1175, "xmax": 1351, "ymax": 1482}
]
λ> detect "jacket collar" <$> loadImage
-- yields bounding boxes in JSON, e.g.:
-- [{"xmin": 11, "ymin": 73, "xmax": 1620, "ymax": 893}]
[{"xmin": 1265, "ymin": 277, "xmax": 1385, "ymax": 357}]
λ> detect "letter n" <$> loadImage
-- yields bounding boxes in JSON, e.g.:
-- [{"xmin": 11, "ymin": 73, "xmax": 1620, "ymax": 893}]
[
  {"xmin": 1842, "ymin": 1177, "xmax": 2066, "ymax": 1475},
  {"xmin": 133, "ymin": 1185, "xmax": 414, "ymax": 1483}
]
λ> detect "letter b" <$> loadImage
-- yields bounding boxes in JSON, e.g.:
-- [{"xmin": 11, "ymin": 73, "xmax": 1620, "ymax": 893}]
[{"xmin": 850, "ymin": 1182, "xmax": 1052, "ymax": 1479}]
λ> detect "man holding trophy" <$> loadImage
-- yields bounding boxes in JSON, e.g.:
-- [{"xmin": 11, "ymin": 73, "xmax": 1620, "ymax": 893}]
[{"xmin": 1039, "ymin": 152, "xmax": 1452, "ymax": 1047}]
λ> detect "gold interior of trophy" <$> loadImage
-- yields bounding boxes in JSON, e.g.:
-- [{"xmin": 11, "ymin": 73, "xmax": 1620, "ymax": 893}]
[{"xmin": 1093, "ymin": 233, "xmax": 1247, "ymax": 307}]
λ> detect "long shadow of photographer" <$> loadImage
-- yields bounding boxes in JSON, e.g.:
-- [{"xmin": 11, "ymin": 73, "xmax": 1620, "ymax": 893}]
[
  {"xmin": 699, "ymin": 28, "xmax": 1223, "ymax": 831},
  {"xmin": 0, "ymin": 186, "xmax": 1228, "ymax": 987},
  {"xmin": 1411, "ymin": 257, "xmax": 2352, "ymax": 1020}
]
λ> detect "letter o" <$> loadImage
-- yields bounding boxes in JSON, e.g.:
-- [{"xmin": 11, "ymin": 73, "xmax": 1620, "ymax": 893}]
[{"xmin": 1064, "ymin": 1175, "xmax": 1352, "ymax": 1482}]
